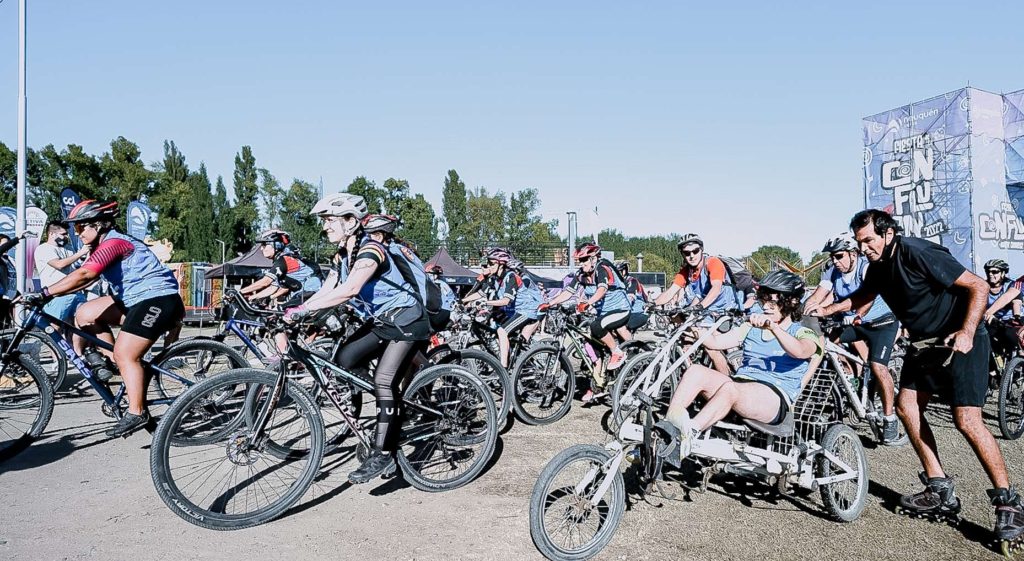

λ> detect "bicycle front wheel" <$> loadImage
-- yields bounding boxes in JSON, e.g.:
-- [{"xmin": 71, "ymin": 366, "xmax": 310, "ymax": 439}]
[
  {"xmin": 151, "ymin": 339, "xmax": 251, "ymax": 401},
  {"xmin": 433, "ymin": 348, "xmax": 511, "ymax": 422},
  {"xmin": 529, "ymin": 444, "xmax": 625, "ymax": 561},
  {"xmin": 1000, "ymin": 357, "xmax": 1024, "ymax": 440},
  {"xmin": 0, "ymin": 355, "xmax": 54, "ymax": 462},
  {"xmin": 396, "ymin": 364, "xmax": 498, "ymax": 492},
  {"xmin": 511, "ymin": 344, "xmax": 574, "ymax": 426},
  {"xmin": 0, "ymin": 329, "xmax": 67, "ymax": 394},
  {"xmin": 150, "ymin": 368, "xmax": 324, "ymax": 530}
]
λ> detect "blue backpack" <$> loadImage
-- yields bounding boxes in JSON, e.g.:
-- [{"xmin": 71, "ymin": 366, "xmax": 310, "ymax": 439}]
[{"xmin": 380, "ymin": 243, "xmax": 443, "ymax": 317}]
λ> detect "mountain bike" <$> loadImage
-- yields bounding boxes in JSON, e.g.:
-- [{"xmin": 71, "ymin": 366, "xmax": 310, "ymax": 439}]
[
  {"xmin": 149, "ymin": 307, "xmax": 499, "ymax": 530},
  {"xmin": 0, "ymin": 298, "xmax": 248, "ymax": 462}
]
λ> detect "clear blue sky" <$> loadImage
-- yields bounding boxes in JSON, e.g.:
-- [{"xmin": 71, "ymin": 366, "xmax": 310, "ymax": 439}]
[{"xmin": 2, "ymin": 1, "xmax": 1022, "ymax": 259}]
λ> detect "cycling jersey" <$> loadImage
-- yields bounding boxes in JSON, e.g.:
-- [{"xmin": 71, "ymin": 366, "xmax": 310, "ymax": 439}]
[
  {"xmin": 626, "ymin": 276, "xmax": 648, "ymax": 314},
  {"xmin": 566, "ymin": 259, "xmax": 630, "ymax": 313},
  {"xmin": 734, "ymin": 322, "xmax": 822, "ymax": 402},
  {"xmin": 498, "ymin": 270, "xmax": 543, "ymax": 319},
  {"xmin": 435, "ymin": 278, "xmax": 456, "ymax": 311},
  {"xmin": 673, "ymin": 256, "xmax": 738, "ymax": 311},
  {"xmin": 81, "ymin": 230, "xmax": 179, "ymax": 308},
  {"xmin": 819, "ymin": 256, "xmax": 892, "ymax": 323},
  {"xmin": 339, "ymin": 240, "xmax": 418, "ymax": 317},
  {"xmin": 265, "ymin": 251, "xmax": 322, "ymax": 293},
  {"xmin": 988, "ymin": 280, "xmax": 1020, "ymax": 320}
]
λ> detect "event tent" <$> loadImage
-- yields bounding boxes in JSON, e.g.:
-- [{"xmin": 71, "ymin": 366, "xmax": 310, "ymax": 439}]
[
  {"xmin": 425, "ymin": 248, "xmax": 478, "ymax": 286},
  {"xmin": 204, "ymin": 246, "xmax": 272, "ymax": 279}
]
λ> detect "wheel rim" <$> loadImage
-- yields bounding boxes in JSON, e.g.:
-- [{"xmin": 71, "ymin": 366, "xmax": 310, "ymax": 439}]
[
  {"xmin": 0, "ymin": 366, "xmax": 45, "ymax": 454},
  {"xmin": 539, "ymin": 455, "xmax": 617, "ymax": 555},
  {"xmin": 515, "ymin": 350, "xmax": 569, "ymax": 420},
  {"xmin": 822, "ymin": 430, "xmax": 864, "ymax": 514}
]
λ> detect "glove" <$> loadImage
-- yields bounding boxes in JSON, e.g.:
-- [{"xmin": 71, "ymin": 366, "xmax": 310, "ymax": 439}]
[
  {"xmin": 842, "ymin": 314, "xmax": 861, "ymax": 326},
  {"xmin": 576, "ymin": 301, "xmax": 590, "ymax": 314},
  {"xmin": 284, "ymin": 305, "xmax": 311, "ymax": 323},
  {"xmin": 538, "ymin": 302, "xmax": 550, "ymax": 312},
  {"xmin": 21, "ymin": 290, "xmax": 53, "ymax": 307}
]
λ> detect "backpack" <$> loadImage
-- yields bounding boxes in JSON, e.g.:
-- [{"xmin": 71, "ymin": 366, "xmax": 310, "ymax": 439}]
[
  {"xmin": 380, "ymin": 243, "xmax": 443, "ymax": 317},
  {"xmin": 717, "ymin": 255, "xmax": 757, "ymax": 294},
  {"xmin": 299, "ymin": 256, "xmax": 326, "ymax": 282}
]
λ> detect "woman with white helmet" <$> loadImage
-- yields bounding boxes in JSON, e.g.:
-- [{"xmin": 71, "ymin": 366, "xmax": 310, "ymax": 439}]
[{"xmin": 284, "ymin": 193, "xmax": 430, "ymax": 484}]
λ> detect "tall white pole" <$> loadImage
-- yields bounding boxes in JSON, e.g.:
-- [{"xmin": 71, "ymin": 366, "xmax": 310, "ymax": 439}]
[{"xmin": 16, "ymin": 0, "xmax": 28, "ymax": 291}]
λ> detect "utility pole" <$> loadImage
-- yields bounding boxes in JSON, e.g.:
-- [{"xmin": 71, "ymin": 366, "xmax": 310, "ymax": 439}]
[
  {"xmin": 566, "ymin": 211, "xmax": 577, "ymax": 269},
  {"xmin": 16, "ymin": 0, "xmax": 28, "ymax": 291}
]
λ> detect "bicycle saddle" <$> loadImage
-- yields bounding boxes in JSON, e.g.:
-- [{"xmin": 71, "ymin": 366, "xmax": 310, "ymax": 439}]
[{"xmin": 744, "ymin": 410, "xmax": 795, "ymax": 438}]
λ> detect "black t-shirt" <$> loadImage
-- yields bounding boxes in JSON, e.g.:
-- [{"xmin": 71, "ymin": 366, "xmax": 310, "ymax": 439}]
[{"xmin": 859, "ymin": 235, "xmax": 968, "ymax": 338}]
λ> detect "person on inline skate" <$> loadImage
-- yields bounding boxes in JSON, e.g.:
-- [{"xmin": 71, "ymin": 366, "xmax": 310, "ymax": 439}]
[
  {"xmin": 804, "ymin": 232, "xmax": 903, "ymax": 445},
  {"xmin": 22, "ymin": 200, "xmax": 184, "ymax": 438},
  {"xmin": 817, "ymin": 209, "xmax": 1024, "ymax": 548},
  {"xmin": 660, "ymin": 270, "xmax": 822, "ymax": 463},
  {"xmin": 284, "ymin": 199, "xmax": 430, "ymax": 485}
]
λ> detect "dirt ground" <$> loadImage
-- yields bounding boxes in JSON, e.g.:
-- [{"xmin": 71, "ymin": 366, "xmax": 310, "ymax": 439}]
[{"xmin": 2, "ymin": 331, "xmax": 1022, "ymax": 561}]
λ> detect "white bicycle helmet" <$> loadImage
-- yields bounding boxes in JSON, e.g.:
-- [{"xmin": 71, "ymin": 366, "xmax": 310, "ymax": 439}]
[
  {"xmin": 822, "ymin": 232, "xmax": 857, "ymax": 254},
  {"xmin": 310, "ymin": 192, "xmax": 368, "ymax": 219}
]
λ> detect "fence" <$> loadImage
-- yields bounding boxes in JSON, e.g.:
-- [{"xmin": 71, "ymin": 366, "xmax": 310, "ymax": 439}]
[{"xmin": 414, "ymin": 240, "xmax": 570, "ymax": 267}]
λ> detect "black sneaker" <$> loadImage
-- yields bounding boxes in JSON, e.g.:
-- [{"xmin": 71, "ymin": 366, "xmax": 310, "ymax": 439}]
[
  {"xmin": 348, "ymin": 449, "xmax": 396, "ymax": 484},
  {"xmin": 105, "ymin": 411, "xmax": 151, "ymax": 438}
]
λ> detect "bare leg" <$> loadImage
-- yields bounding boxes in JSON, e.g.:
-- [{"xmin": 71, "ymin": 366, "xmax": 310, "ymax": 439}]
[
  {"xmin": 73, "ymin": 297, "xmax": 120, "ymax": 357},
  {"xmin": 953, "ymin": 406, "xmax": 1010, "ymax": 488},
  {"xmin": 112, "ymin": 332, "xmax": 157, "ymax": 415},
  {"xmin": 497, "ymin": 327, "xmax": 511, "ymax": 368},
  {"xmin": 871, "ymin": 361, "xmax": 896, "ymax": 416},
  {"xmin": 691, "ymin": 381, "xmax": 782, "ymax": 431},
  {"xmin": 666, "ymin": 364, "xmax": 731, "ymax": 429},
  {"xmin": 897, "ymin": 388, "xmax": 944, "ymax": 478}
]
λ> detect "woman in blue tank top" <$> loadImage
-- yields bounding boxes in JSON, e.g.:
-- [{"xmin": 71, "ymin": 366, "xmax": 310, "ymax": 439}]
[
  {"xmin": 661, "ymin": 270, "xmax": 822, "ymax": 462},
  {"xmin": 284, "ymin": 195, "xmax": 428, "ymax": 486},
  {"xmin": 23, "ymin": 200, "xmax": 184, "ymax": 439}
]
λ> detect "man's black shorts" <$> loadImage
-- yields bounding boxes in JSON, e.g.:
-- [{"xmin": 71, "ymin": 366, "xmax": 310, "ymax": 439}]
[
  {"xmin": 118, "ymin": 294, "xmax": 185, "ymax": 341},
  {"xmin": 902, "ymin": 324, "xmax": 990, "ymax": 407},
  {"xmin": 839, "ymin": 316, "xmax": 900, "ymax": 366},
  {"xmin": 501, "ymin": 313, "xmax": 537, "ymax": 335}
]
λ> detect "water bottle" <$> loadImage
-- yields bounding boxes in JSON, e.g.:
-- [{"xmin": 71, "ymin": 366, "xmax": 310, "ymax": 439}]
[{"xmin": 584, "ymin": 342, "xmax": 599, "ymax": 364}]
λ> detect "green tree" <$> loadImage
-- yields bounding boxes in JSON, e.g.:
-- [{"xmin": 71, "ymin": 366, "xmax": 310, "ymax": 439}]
[
  {"xmin": 212, "ymin": 175, "xmax": 232, "ymax": 258},
  {"xmin": 258, "ymin": 168, "xmax": 283, "ymax": 229},
  {"xmin": 100, "ymin": 136, "xmax": 152, "ymax": 212},
  {"xmin": 441, "ymin": 169, "xmax": 467, "ymax": 240},
  {"xmin": 279, "ymin": 179, "xmax": 323, "ymax": 261},
  {"xmin": 464, "ymin": 187, "xmax": 507, "ymax": 243},
  {"xmin": 182, "ymin": 164, "xmax": 217, "ymax": 261},
  {"xmin": 0, "ymin": 142, "xmax": 19, "ymax": 208},
  {"xmin": 399, "ymin": 193, "xmax": 437, "ymax": 250},
  {"xmin": 150, "ymin": 140, "xmax": 192, "ymax": 258},
  {"xmin": 345, "ymin": 176, "xmax": 382, "ymax": 213},
  {"xmin": 381, "ymin": 178, "xmax": 410, "ymax": 216},
  {"xmin": 230, "ymin": 146, "xmax": 260, "ymax": 255}
]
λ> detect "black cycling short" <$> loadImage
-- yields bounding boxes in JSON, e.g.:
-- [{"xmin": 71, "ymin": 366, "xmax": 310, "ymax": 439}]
[
  {"xmin": 627, "ymin": 312, "xmax": 649, "ymax": 332},
  {"xmin": 590, "ymin": 309, "xmax": 631, "ymax": 339},
  {"xmin": 280, "ymin": 291, "xmax": 317, "ymax": 309},
  {"xmin": 733, "ymin": 377, "xmax": 790, "ymax": 425},
  {"xmin": 118, "ymin": 294, "xmax": 185, "ymax": 341},
  {"xmin": 372, "ymin": 304, "xmax": 431, "ymax": 342},
  {"xmin": 901, "ymin": 324, "xmax": 990, "ymax": 407},
  {"xmin": 501, "ymin": 313, "xmax": 537, "ymax": 335},
  {"xmin": 838, "ymin": 316, "xmax": 900, "ymax": 366}
]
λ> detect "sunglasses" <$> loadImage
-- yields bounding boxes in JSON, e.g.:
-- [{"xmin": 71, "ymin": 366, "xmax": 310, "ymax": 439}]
[
  {"xmin": 577, "ymin": 256, "xmax": 594, "ymax": 263},
  {"xmin": 987, "ymin": 269, "xmax": 1004, "ymax": 275},
  {"xmin": 73, "ymin": 223, "xmax": 98, "ymax": 234},
  {"xmin": 830, "ymin": 252, "xmax": 851, "ymax": 261},
  {"xmin": 680, "ymin": 248, "xmax": 701, "ymax": 257},
  {"xmin": 756, "ymin": 289, "xmax": 783, "ymax": 303}
]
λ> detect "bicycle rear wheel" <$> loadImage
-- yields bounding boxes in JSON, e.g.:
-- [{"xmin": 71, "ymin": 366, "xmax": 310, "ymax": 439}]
[
  {"xmin": 151, "ymin": 339, "xmax": 250, "ymax": 401},
  {"xmin": 1000, "ymin": 357, "xmax": 1024, "ymax": 440},
  {"xmin": 150, "ymin": 368, "xmax": 324, "ymax": 530},
  {"xmin": 511, "ymin": 344, "xmax": 574, "ymax": 425},
  {"xmin": 396, "ymin": 364, "xmax": 498, "ymax": 492},
  {"xmin": 0, "ymin": 355, "xmax": 54, "ymax": 462},
  {"xmin": 433, "ymin": 348, "xmax": 511, "ymax": 422}
]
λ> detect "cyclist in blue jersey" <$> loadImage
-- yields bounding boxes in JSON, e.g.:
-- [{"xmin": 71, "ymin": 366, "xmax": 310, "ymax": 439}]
[
  {"xmin": 22, "ymin": 200, "xmax": 184, "ymax": 438},
  {"xmin": 616, "ymin": 260, "xmax": 650, "ymax": 332},
  {"xmin": 804, "ymin": 232, "xmax": 903, "ymax": 445},
  {"xmin": 476, "ymin": 249, "xmax": 543, "ymax": 368},
  {"xmin": 542, "ymin": 243, "xmax": 633, "ymax": 372},
  {"xmin": 284, "ymin": 198, "xmax": 429, "ymax": 485},
  {"xmin": 981, "ymin": 259, "xmax": 1023, "ymax": 364},
  {"xmin": 241, "ymin": 229, "xmax": 322, "ymax": 305},
  {"xmin": 427, "ymin": 264, "xmax": 456, "ymax": 330}
]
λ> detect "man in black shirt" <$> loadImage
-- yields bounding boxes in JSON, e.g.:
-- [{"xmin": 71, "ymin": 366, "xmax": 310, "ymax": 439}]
[{"xmin": 818, "ymin": 209, "xmax": 1023, "ymax": 544}]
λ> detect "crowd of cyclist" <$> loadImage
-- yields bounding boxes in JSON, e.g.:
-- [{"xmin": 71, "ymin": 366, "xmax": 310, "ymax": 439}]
[{"xmin": 11, "ymin": 193, "xmax": 1024, "ymax": 546}]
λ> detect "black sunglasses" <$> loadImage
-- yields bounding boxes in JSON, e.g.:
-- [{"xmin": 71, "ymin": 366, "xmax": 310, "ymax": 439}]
[{"xmin": 680, "ymin": 248, "xmax": 701, "ymax": 257}]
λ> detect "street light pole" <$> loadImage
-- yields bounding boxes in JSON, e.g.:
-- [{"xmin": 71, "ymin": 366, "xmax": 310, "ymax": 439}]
[
  {"xmin": 215, "ymin": 239, "xmax": 226, "ymax": 301},
  {"xmin": 566, "ymin": 211, "xmax": 577, "ymax": 269},
  {"xmin": 16, "ymin": 0, "xmax": 28, "ymax": 291}
]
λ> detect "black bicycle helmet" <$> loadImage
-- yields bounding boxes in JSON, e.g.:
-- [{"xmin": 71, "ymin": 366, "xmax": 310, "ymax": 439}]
[
  {"xmin": 758, "ymin": 270, "xmax": 805, "ymax": 299},
  {"xmin": 256, "ymin": 228, "xmax": 291, "ymax": 251},
  {"xmin": 428, "ymin": 264, "xmax": 443, "ymax": 275},
  {"xmin": 614, "ymin": 259, "xmax": 629, "ymax": 275},
  {"xmin": 65, "ymin": 200, "xmax": 119, "ymax": 223},
  {"xmin": 361, "ymin": 214, "xmax": 400, "ymax": 235},
  {"xmin": 821, "ymin": 232, "xmax": 857, "ymax": 254},
  {"xmin": 985, "ymin": 259, "xmax": 1010, "ymax": 273}
]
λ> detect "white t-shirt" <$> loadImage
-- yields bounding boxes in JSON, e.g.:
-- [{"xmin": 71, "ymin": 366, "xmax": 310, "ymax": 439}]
[{"xmin": 34, "ymin": 243, "xmax": 76, "ymax": 288}]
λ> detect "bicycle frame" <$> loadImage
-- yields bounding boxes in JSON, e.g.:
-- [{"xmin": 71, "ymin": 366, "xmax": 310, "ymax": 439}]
[{"xmin": 1, "ymin": 306, "xmax": 190, "ymax": 415}]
